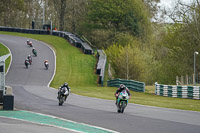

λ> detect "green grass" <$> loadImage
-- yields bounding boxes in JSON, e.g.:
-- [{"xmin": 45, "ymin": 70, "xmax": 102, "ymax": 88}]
[
  {"xmin": 0, "ymin": 31, "xmax": 200, "ymax": 112},
  {"xmin": 0, "ymin": 43, "xmax": 11, "ymax": 72},
  {"xmin": 145, "ymin": 85, "xmax": 155, "ymax": 94}
]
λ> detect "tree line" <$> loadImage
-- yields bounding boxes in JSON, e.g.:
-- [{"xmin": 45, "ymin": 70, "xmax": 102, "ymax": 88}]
[{"xmin": 1, "ymin": 0, "xmax": 199, "ymax": 85}]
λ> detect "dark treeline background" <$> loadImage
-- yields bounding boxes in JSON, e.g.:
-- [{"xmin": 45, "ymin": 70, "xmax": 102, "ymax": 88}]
[{"xmin": 1, "ymin": 0, "xmax": 200, "ymax": 85}]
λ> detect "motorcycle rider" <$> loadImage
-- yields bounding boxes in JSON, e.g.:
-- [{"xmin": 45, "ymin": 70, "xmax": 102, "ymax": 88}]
[
  {"xmin": 27, "ymin": 55, "xmax": 32, "ymax": 65},
  {"xmin": 58, "ymin": 82, "xmax": 70, "ymax": 101},
  {"xmin": 27, "ymin": 39, "xmax": 30, "ymax": 45},
  {"xmin": 29, "ymin": 41, "xmax": 33, "ymax": 47},
  {"xmin": 44, "ymin": 60, "xmax": 48, "ymax": 64},
  {"xmin": 32, "ymin": 47, "xmax": 37, "ymax": 56},
  {"xmin": 24, "ymin": 58, "xmax": 29, "ymax": 67},
  {"xmin": 44, "ymin": 60, "xmax": 49, "ymax": 68},
  {"xmin": 115, "ymin": 84, "xmax": 131, "ymax": 105}
]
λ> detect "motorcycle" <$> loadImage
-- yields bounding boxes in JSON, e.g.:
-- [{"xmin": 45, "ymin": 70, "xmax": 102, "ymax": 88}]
[
  {"xmin": 28, "ymin": 57, "xmax": 32, "ymax": 65},
  {"xmin": 25, "ymin": 60, "xmax": 29, "ymax": 68},
  {"xmin": 44, "ymin": 62, "xmax": 49, "ymax": 70},
  {"xmin": 29, "ymin": 42, "xmax": 33, "ymax": 47},
  {"xmin": 27, "ymin": 41, "xmax": 33, "ymax": 47},
  {"xmin": 32, "ymin": 49, "xmax": 37, "ymax": 56},
  {"xmin": 58, "ymin": 87, "xmax": 69, "ymax": 106},
  {"xmin": 116, "ymin": 90, "xmax": 129, "ymax": 113},
  {"xmin": 27, "ymin": 40, "xmax": 30, "ymax": 45}
]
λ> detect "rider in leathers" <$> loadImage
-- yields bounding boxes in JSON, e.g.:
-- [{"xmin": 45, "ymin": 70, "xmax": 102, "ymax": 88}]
[
  {"xmin": 58, "ymin": 82, "xmax": 70, "ymax": 101},
  {"xmin": 115, "ymin": 84, "xmax": 131, "ymax": 104}
]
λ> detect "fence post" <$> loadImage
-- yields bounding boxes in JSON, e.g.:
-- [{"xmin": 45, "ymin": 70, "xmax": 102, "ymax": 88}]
[
  {"xmin": 181, "ymin": 76, "xmax": 184, "ymax": 85},
  {"xmin": 186, "ymin": 75, "xmax": 188, "ymax": 85},
  {"xmin": 193, "ymin": 74, "xmax": 195, "ymax": 85},
  {"xmin": 176, "ymin": 76, "xmax": 179, "ymax": 85}
]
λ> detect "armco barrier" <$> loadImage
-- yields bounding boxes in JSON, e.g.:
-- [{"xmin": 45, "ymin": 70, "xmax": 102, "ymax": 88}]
[
  {"xmin": 96, "ymin": 50, "xmax": 107, "ymax": 85},
  {"xmin": 155, "ymin": 83, "xmax": 200, "ymax": 99},
  {"xmin": 107, "ymin": 78, "xmax": 145, "ymax": 92}
]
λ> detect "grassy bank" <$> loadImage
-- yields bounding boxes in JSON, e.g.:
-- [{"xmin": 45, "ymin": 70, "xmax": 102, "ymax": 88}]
[
  {"xmin": 0, "ymin": 43, "xmax": 11, "ymax": 72},
  {"xmin": 0, "ymin": 31, "xmax": 200, "ymax": 112}
]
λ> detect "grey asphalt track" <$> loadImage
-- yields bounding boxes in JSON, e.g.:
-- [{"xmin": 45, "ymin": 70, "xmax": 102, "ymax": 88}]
[
  {"xmin": 1, "ymin": 34, "xmax": 200, "ymax": 133},
  {"xmin": 0, "ymin": 117, "xmax": 74, "ymax": 133}
]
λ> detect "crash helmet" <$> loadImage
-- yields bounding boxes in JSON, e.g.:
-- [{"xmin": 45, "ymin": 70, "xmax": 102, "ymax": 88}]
[
  {"xmin": 28, "ymin": 55, "xmax": 31, "ymax": 57},
  {"xmin": 64, "ymin": 82, "xmax": 68, "ymax": 86},
  {"xmin": 120, "ymin": 84, "xmax": 125, "ymax": 89},
  {"xmin": 30, "ymin": 41, "xmax": 32, "ymax": 44}
]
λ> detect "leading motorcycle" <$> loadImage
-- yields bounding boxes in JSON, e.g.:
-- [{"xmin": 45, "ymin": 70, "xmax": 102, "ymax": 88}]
[{"xmin": 116, "ymin": 90, "xmax": 129, "ymax": 113}]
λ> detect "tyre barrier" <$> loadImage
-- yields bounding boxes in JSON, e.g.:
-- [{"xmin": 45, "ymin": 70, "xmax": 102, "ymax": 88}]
[
  {"xmin": 52, "ymin": 30, "xmax": 94, "ymax": 55},
  {"xmin": 155, "ymin": 83, "xmax": 200, "ymax": 99},
  {"xmin": 107, "ymin": 78, "xmax": 145, "ymax": 92}
]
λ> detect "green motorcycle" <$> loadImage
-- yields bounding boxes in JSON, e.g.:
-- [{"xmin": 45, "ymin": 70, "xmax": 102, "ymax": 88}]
[
  {"xmin": 32, "ymin": 49, "xmax": 37, "ymax": 56},
  {"xmin": 117, "ymin": 90, "xmax": 129, "ymax": 113}
]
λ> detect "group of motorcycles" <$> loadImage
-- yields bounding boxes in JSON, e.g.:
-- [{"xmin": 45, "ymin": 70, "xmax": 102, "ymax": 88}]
[
  {"xmin": 25, "ymin": 39, "xmax": 49, "ymax": 70},
  {"xmin": 26, "ymin": 40, "xmax": 129, "ymax": 112},
  {"xmin": 57, "ymin": 84, "xmax": 129, "ymax": 113}
]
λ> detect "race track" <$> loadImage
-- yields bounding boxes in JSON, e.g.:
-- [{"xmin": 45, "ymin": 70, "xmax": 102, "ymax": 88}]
[{"xmin": 1, "ymin": 34, "xmax": 200, "ymax": 133}]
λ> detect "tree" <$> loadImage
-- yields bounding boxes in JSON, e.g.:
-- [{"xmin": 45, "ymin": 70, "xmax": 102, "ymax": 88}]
[
  {"xmin": 106, "ymin": 39, "xmax": 147, "ymax": 81},
  {"xmin": 153, "ymin": 0, "xmax": 200, "ymax": 84},
  {"xmin": 0, "ymin": 0, "xmax": 25, "ymax": 27},
  {"xmin": 52, "ymin": 0, "xmax": 67, "ymax": 31},
  {"xmin": 87, "ymin": 0, "xmax": 152, "ymax": 43},
  {"xmin": 65, "ymin": 0, "xmax": 88, "ymax": 33}
]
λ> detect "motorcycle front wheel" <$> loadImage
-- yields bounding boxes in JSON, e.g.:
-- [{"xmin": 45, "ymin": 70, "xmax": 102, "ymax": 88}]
[
  {"xmin": 121, "ymin": 102, "xmax": 126, "ymax": 113},
  {"xmin": 58, "ymin": 96, "xmax": 64, "ymax": 106}
]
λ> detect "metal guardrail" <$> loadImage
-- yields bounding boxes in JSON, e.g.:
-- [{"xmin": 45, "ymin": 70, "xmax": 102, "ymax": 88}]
[{"xmin": 96, "ymin": 50, "xmax": 107, "ymax": 86}]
